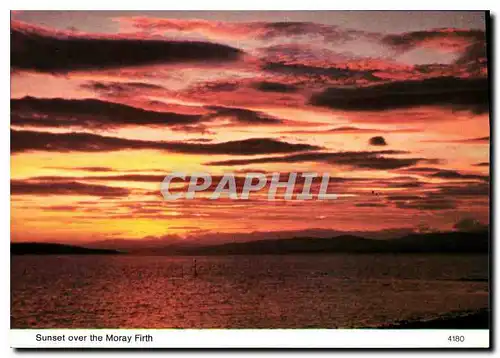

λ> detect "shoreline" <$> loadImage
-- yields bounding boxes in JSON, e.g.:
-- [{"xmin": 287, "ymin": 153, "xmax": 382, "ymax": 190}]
[
  {"xmin": 380, "ymin": 308, "xmax": 490, "ymax": 329},
  {"xmin": 12, "ymin": 309, "xmax": 490, "ymax": 329}
]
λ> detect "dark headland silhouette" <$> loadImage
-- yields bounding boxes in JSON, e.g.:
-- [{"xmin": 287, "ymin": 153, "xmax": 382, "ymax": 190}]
[
  {"xmin": 11, "ymin": 242, "xmax": 121, "ymax": 255},
  {"xmin": 12, "ymin": 230, "xmax": 487, "ymax": 255}
]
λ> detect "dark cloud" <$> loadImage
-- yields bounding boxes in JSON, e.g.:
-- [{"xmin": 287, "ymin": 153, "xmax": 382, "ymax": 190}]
[
  {"xmin": 263, "ymin": 61, "xmax": 380, "ymax": 83},
  {"xmin": 309, "ymin": 76, "xmax": 489, "ymax": 114},
  {"xmin": 453, "ymin": 217, "xmax": 488, "ymax": 232},
  {"xmin": 281, "ymin": 126, "xmax": 420, "ymax": 136},
  {"xmin": 458, "ymin": 136, "xmax": 490, "ymax": 143},
  {"xmin": 399, "ymin": 167, "xmax": 442, "ymax": 173},
  {"xmin": 31, "ymin": 174, "xmax": 167, "ymax": 183},
  {"xmin": 394, "ymin": 197, "xmax": 456, "ymax": 210},
  {"xmin": 25, "ymin": 174, "xmax": 282, "ymax": 194},
  {"xmin": 381, "ymin": 28, "xmax": 485, "ymax": 53},
  {"xmin": 252, "ymin": 81, "xmax": 299, "ymax": 93},
  {"xmin": 81, "ymin": 81, "xmax": 166, "ymax": 95},
  {"xmin": 11, "ymin": 96, "xmax": 202, "ymax": 129},
  {"xmin": 11, "ymin": 180, "xmax": 130, "ymax": 197},
  {"xmin": 369, "ymin": 136, "xmax": 387, "ymax": 146},
  {"xmin": 123, "ymin": 17, "xmax": 375, "ymax": 42},
  {"xmin": 207, "ymin": 150, "xmax": 429, "ymax": 170},
  {"xmin": 455, "ymin": 40, "xmax": 487, "ymax": 69},
  {"xmin": 203, "ymin": 106, "xmax": 283, "ymax": 124},
  {"xmin": 329, "ymin": 126, "xmax": 380, "ymax": 133},
  {"xmin": 383, "ymin": 181, "xmax": 423, "ymax": 189},
  {"xmin": 11, "ymin": 26, "xmax": 243, "ymax": 73},
  {"xmin": 355, "ymin": 203, "xmax": 388, "ymax": 207},
  {"xmin": 187, "ymin": 138, "xmax": 214, "ymax": 143},
  {"xmin": 44, "ymin": 205, "xmax": 79, "ymax": 211},
  {"xmin": 11, "ymin": 129, "xmax": 319, "ymax": 155},
  {"xmin": 428, "ymin": 169, "xmax": 488, "ymax": 181},
  {"xmin": 474, "ymin": 162, "xmax": 490, "ymax": 167},
  {"xmin": 437, "ymin": 183, "xmax": 489, "ymax": 197},
  {"xmin": 12, "ymin": 97, "xmax": 286, "ymax": 130},
  {"xmin": 259, "ymin": 22, "xmax": 362, "ymax": 41},
  {"xmin": 387, "ymin": 195, "xmax": 424, "ymax": 201},
  {"xmin": 423, "ymin": 136, "xmax": 490, "ymax": 144},
  {"xmin": 388, "ymin": 192, "xmax": 458, "ymax": 211},
  {"xmin": 44, "ymin": 166, "xmax": 114, "ymax": 172},
  {"xmin": 400, "ymin": 166, "xmax": 488, "ymax": 181},
  {"xmin": 200, "ymin": 81, "xmax": 240, "ymax": 92}
]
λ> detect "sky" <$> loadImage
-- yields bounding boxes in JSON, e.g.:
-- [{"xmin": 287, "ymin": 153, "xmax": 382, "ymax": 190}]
[{"xmin": 10, "ymin": 11, "xmax": 490, "ymax": 244}]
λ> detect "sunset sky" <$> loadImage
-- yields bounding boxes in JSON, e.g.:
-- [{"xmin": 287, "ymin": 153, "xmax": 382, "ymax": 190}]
[{"xmin": 11, "ymin": 11, "xmax": 490, "ymax": 244}]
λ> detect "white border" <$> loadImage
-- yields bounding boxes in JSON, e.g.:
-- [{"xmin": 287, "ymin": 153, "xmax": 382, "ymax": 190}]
[
  {"xmin": 9, "ymin": 329, "xmax": 491, "ymax": 348},
  {"xmin": 2, "ymin": 2, "xmax": 497, "ymax": 356}
]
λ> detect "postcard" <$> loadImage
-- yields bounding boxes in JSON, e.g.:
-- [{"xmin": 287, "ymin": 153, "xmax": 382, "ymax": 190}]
[{"xmin": 10, "ymin": 9, "xmax": 491, "ymax": 349}]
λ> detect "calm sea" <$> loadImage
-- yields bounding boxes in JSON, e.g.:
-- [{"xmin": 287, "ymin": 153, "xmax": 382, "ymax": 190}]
[{"xmin": 11, "ymin": 254, "xmax": 489, "ymax": 328}]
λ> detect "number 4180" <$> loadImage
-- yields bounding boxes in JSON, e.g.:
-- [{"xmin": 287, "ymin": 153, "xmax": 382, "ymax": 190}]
[{"xmin": 448, "ymin": 335, "xmax": 465, "ymax": 343}]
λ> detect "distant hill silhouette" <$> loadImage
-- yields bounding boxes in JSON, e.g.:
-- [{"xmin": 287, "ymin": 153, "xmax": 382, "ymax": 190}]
[
  {"xmin": 11, "ymin": 242, "xmax": 121, "ymax": 255},
  {"xmin": 12, "ymin": 231, "xmax": 488, "ymax": 255},
  {"xmin": 87, "ymin": 228, "xmax": 415, "ymax": 250},
  {"xmin": 159, "ymin": 231, "xmax": 489, "ymax": 255}
]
